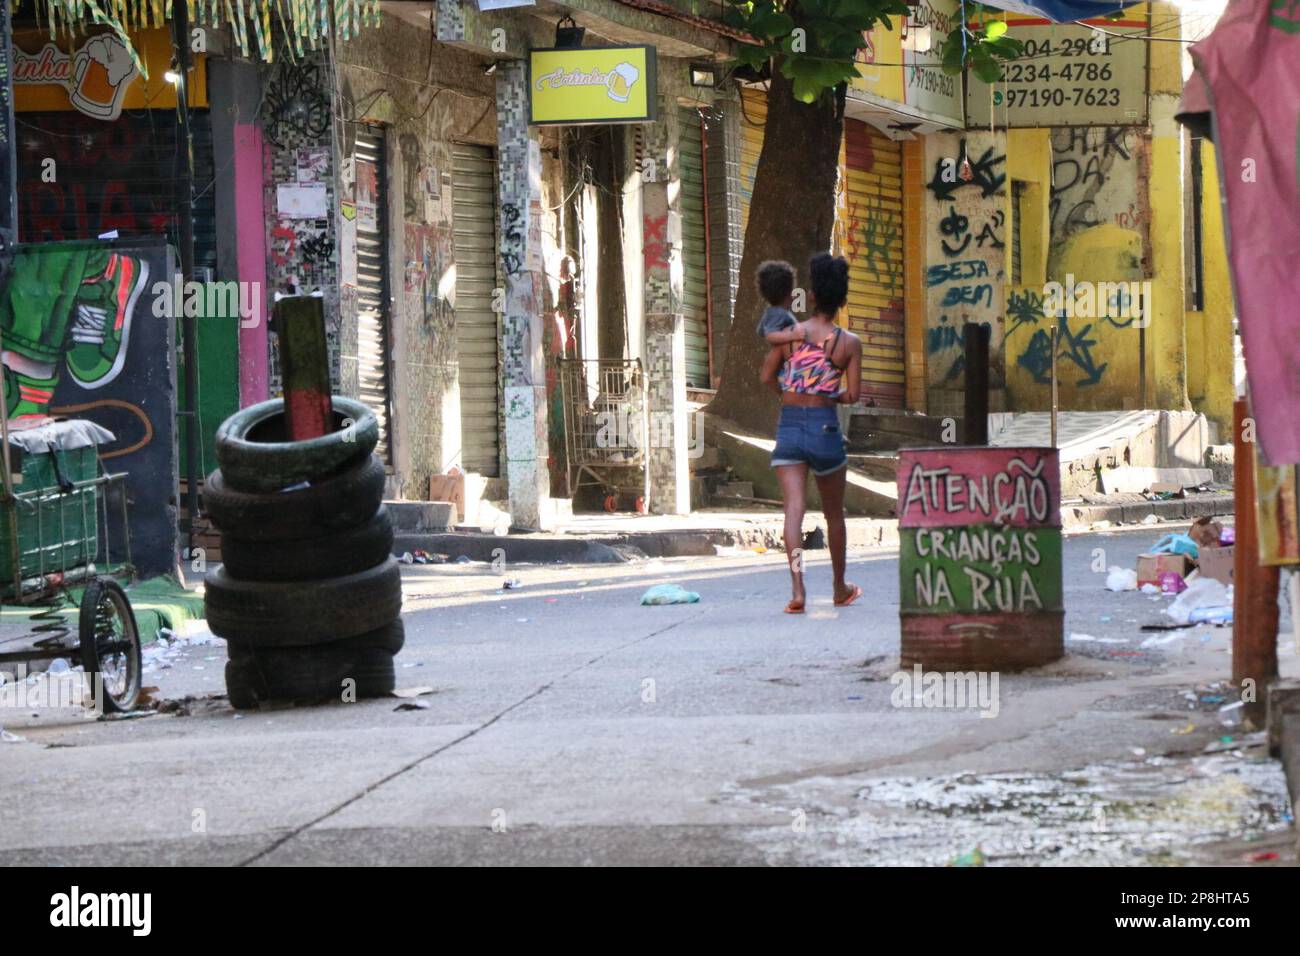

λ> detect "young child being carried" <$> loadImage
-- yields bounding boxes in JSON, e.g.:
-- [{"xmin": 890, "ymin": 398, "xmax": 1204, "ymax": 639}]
[{"xmin": 754, "ymin": 260, "xmax": 804, "ymax": 348}]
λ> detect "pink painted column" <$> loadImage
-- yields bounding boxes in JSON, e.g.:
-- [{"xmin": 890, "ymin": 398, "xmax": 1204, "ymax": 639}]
[{"xmin": 235, "ymin": 122, "xmax": 270, "ymax": 406}]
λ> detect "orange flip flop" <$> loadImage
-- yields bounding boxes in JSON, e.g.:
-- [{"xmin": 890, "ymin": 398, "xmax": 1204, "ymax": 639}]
[
  {"xmin": 833, "ymin": 584, "xmax": 863, "ymax": 607},
  {"xmin": 784, "ymin": 600, "xmax": 805, "ymax": 614}
]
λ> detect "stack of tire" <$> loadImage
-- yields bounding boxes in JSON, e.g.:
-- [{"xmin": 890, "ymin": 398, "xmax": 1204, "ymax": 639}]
[{"xmin": 203, "ymin": 397, "xmax": 404, "ymax": 709}]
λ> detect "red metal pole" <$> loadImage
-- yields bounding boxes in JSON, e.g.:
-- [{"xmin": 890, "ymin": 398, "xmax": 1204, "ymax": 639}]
[
  {"xmin": 273, "ymin": 296, "xmax": 333, "ymax": 440},
  {"xmin": 1232, "ymin": 397, "xmax": 1279, "ymax": 725}
]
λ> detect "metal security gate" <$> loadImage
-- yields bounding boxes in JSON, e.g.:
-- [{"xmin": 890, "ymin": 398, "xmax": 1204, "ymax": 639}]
[
  {"xmin": 844, "ymin": 119, "xmax": 906, "ymax": 408},
  {"xmin": 353, "ymin": 127, "xmax": 395, "ymax": 463},
  {"xmin": 452, "ymin": 143, "xmax": 501, "ymax": 477},
  {"xmin": 678, "ymin": 106, "xmax": 711, "ymax": 389},
  {"xmin": 16, "ymin": 109, "xmax": 217, "ymax": 274}
]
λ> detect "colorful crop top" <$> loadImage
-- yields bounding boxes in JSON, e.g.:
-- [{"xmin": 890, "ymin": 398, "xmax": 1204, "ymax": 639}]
[{"xmin": 778, "ymin": 327, "xmax": 845, "ymax": 396}]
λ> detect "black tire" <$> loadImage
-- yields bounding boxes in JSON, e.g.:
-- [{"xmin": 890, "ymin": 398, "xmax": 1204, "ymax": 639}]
[
  {"xmin": 219, "ymin": 506, "xmax": 395, "ymax": 582},
  {"xmin": 225, "ymin": 639, "xmax": 398, "ymax": 706},
  {"xmin": 203, "ymin": 455, "xmax": 386, "ymax": 542},
  {"xmin": 224, "ymin": 659, "xmax": 262, "ymax": 709},
  {"xmin": 205, "ymin": 557, "xmax": 403, "ymax": 647},
  {"xmin": 78, "ymin": 577, "xmax": 142, "ymax": 714},
  {"xmin": 214, "ymin": 397, "xmax": 379, "ymax": 492},
  {"xmin": 228, "ymin": 619, "xmax": 406, "ymax": 658}
]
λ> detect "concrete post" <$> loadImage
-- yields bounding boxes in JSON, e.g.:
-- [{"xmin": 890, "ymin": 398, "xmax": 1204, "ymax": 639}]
[
  {"xmin": 641, "ymin": 106, "xmax": 690, "ymax": 515},
  {"xmin": 208, "ymin": 59, "xmax": 269, "ymax": 407},
  {"xmin": 495, "ymin": 60, "xmax": 551, "ymax": 530}
]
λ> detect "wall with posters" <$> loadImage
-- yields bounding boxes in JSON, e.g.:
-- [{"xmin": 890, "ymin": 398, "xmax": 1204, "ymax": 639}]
[
  {"xmin": 259, "ymin": 48, "xmax": 342, "ymax": 401},
  {"xmin": 336, "ymin": 17, "xmax": 500, "ymax": 499}
]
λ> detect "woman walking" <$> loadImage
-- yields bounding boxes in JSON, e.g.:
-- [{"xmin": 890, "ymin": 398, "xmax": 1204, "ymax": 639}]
[{"xmin": 759, "ymin": 253, "xmax": 863, "ymax": 613}]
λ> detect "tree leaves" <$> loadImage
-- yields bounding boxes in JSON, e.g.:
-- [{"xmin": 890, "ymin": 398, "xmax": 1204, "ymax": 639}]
[
  {"xmin": 750, "ymin": 9, "xmax": 796, "ymax": 40},
  {"xmin": 725, "ymin": 0, "xmax": 1024, "ymax": 103},
  {"xmin": 939, "ymin": 18, "xmax": 1024, "ymax": 81}
]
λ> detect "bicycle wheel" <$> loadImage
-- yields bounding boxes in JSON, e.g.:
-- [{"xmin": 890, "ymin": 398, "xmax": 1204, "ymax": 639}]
[{"xmin": 78, "ymin": 577, "xmax": 142, "ymax": 714}]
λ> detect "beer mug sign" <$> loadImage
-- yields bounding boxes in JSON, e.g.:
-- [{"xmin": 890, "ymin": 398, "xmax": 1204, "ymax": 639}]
[
  {"xmin": 69, "ymin": 35, "xmax": 137, "ymax": 121},
  {"xmin": 605, "ymin": 62, "xmax": 639, "ymax": 103}
]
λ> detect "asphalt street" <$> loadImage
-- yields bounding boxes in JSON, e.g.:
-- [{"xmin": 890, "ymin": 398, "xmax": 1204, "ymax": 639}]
[{"xmin": 1, "ymin": 526, "xmax": 1296, "ymax": 865}]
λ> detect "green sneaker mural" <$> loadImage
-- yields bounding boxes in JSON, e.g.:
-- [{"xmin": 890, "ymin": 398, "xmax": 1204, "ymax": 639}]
[
  {"xmin": 65, "ymin": 252, "xmax": 149, "ymax": 389},
  {"xmin": 2, "ymin": 367, "xmax": 61, "ymax": 420},
  {"xmin": 0, "ymin": 247, "xmax": 146, "ymax": 419}
]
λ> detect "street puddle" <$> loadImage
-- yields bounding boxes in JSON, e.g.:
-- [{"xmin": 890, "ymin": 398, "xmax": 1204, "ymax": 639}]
[{"xmin": 735, "ymin": 751, "xmax": 1294, "ymax": 866}]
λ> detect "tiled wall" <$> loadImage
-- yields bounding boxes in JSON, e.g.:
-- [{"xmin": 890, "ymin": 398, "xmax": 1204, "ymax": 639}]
[{"xmin": 259, "ymin": 47, "xmax": 342, "ymax": 396}]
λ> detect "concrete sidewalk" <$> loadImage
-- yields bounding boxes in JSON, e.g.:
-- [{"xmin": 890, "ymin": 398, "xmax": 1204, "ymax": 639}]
[{"xmin": 397, "ymin": 493, "xmax": 1235, "ymax": 565}]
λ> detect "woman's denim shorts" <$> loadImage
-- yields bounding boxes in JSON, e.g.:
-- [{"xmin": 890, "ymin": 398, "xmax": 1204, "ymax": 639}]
[{"xmin": 770, "ymin": 405, "xmax": 847, "ymax": 476}]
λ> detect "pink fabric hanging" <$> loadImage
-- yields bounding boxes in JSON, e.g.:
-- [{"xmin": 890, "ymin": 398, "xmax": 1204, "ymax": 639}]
[{"xmin": 1190, "ymin": 0, "xmax": 1300, "ymax": 464}]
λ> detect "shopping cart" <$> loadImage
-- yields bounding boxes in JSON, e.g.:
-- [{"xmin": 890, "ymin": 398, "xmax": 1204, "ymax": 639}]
[
  {"xmin": 556, "ymin": 358, "xmax": 651, "ymax": 513},
  {"xmin": 0, "ymin": 420, "xmax": 140, "ymax": 714}
]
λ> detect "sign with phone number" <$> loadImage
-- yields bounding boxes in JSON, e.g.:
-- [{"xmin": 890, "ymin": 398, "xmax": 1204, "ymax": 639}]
[{"xmin": 966, "ymin": 15, "xmax": 1150, "ymax": 128}]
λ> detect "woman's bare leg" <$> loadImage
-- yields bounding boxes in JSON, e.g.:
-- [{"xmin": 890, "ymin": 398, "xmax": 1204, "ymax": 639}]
[
  {"xmin": 776, "ymin": 463, "xmax": 809, "ymax": 607},
  {"xmin": 814, "ymin": 466, "xmax": 855, "ymax": 603}
]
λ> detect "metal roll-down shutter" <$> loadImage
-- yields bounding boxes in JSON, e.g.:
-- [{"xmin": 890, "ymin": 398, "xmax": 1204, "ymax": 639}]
[
  {"xmin": 353, "ymin": 126, "xmax": 395, "ymax": 462},
  {"xmin": 844, "ymin": 118, "xmax": 905, "ymax": 408},
  {"xmin": 452, "ymin": 143, "xmax": 501, "ymax": 477},
  {"xmin": 678, "ymin": 105, "xmax": 710, "ymax": 388}
]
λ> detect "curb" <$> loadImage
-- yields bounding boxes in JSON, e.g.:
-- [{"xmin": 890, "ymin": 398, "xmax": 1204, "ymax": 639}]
[
  {"xmin": 1060, "ymin": 492, "xmax": 1234, "ymax": 528},
  {"xmin": 392, "ymin": 495, "xmax": 1234, "ymax": 566}
]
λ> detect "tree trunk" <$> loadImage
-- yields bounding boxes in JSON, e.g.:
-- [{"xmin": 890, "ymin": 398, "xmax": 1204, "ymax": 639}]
[{"xmin": 706, "ymin": 71, "xmax": 845, "ymax": 435}]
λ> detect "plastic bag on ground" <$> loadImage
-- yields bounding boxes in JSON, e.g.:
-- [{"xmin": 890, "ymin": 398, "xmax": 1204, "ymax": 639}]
[
  {"xmin": 1165, "ymin": 577, "xmax": 1229, "ymax": 625},
  {"xmin": 639, "ymin": 584, "xmax": 701, "ymax": 606},
  {"xmin": 1105, "ymin": 566, "xmax": 1138, "ymax": 591},
  {"xmin": 1152, "ymin": 532, "xmax": 1200, "ymax": 559}
]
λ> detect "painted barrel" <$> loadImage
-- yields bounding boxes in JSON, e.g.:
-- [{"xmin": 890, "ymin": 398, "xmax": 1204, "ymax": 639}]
[{"xmin": 897, "ymin": 446, "xmax": 1063, "ymax": 671}]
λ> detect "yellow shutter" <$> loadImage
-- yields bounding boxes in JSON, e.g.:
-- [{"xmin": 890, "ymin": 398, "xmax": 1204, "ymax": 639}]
[
  {"xmin": 843, "ymin": 119, "xmax": 905, "ymax": 408},
  {"xmin": 738, "ymin": 87, "xmax": 766, "ymax": 235}
]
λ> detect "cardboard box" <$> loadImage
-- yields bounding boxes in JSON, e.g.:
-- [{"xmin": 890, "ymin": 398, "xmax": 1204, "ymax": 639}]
[
  {"xmin": 428, "ymin": 473, "xmax": 465, "ymax": 525},
  {"xmin": 1197, "ymin": 545, "xmax": 1234, "ymax": 585},
  {"xmin": 1136, "ymin": 552, "xmax": 1193, "ymax": 587}
]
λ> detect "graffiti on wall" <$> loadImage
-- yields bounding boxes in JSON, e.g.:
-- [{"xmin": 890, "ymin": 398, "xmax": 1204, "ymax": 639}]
[
  {"xmin": 501, "ymin": 201, "xmax": 524, "ymax": 277},
  {"xmin": 643, "ymin": 212, "xmax": 669, "ymax": 273},
  {"xmin": 846, "ymin": 192, "xmax": 901, "ymax": 286},
  {"xmin": 926, "ymin": 139, "xmax": 1006, "ymax": 201},
  {"xmin": 403, "ymin": 221, "xmax": 454, "ymax": 337},
  {"xmin": 1005, "ymin": 284, "xmax": 1145, "ymax": 390},
  {"xmin": 261, "ymin": 57, "xmax": 331, "ymax": 148},
  {"xmin": 925, "ymin": 134, "xmax": 1007, "ymax": 390},
  {"xmin": 1049, "ymin": 126, "xmax": 1142, "ymax": 250},
  {"xmin": 991, "ymin": 125, "xmax": 1149, "ymax": 402},
  {"xmin": 0, "ymin": 239, "xmax": 176, "ymax": 574},
  {"xmin": 261, "ymin": 52, "xmax": 341, "ymax": 396}
]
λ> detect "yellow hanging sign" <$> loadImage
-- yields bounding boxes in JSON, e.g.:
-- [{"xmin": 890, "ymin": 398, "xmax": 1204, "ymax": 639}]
[{"xmin": 528, "ymin": 46, "xmax": 656, "ymax": 126}]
